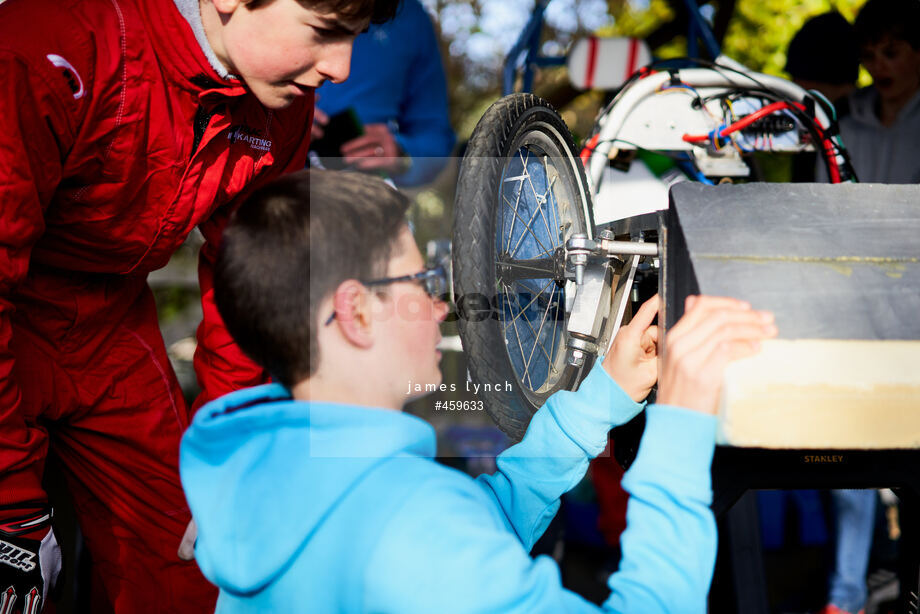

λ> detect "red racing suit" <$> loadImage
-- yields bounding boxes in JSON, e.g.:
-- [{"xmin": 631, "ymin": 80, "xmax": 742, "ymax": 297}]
[{"xmin": 0, "ymin": 0, "xmax": 311, "ymax": 610}]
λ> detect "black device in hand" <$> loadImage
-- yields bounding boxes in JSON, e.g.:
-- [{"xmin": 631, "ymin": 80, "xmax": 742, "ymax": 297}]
[{"xmin": 310, "ymin": 108, "xmax": 363, "ymax": 170}]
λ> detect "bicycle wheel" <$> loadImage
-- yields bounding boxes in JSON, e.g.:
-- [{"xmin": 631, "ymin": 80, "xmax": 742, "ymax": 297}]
[{"xmin": 453, "ymin": 94, "xmax": 595, "ymax": 441}]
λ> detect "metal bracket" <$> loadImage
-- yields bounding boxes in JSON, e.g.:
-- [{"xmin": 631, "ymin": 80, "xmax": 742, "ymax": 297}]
[{"xmin": 565, "ymin": 259, "xmax": 613, "ymax": 367}]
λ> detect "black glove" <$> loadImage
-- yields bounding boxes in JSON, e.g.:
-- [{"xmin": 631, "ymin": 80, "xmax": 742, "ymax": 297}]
[{"xmin": 0, "ymin": 506, "xmax": 61, "ymax": 614}]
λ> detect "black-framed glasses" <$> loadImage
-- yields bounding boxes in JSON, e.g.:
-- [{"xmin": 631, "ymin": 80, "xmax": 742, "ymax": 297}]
[{"xmin": 324, "ymin": 265, "xmax": 449, "ymax": 326}]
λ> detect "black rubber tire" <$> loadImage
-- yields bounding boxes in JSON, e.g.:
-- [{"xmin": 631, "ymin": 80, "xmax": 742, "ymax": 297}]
[{"xmin": 453, "ymin": 94, "xmax": 596, "ymax": 441}]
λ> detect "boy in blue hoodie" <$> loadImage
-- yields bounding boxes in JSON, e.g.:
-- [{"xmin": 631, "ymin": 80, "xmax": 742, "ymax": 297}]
[{"xmin": 179, "ymin": 169, "xmax": 776, "ymax": 613}]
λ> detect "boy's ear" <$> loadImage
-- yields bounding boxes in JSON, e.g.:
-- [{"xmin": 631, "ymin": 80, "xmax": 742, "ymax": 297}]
[{"xmin": 331, "ymin": 280, "xmax": 376, "ymax": 349}]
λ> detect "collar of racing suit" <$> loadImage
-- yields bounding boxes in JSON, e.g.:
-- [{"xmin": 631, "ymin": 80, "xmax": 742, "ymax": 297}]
[
  {"xmin": 135, "ymin": 0, "xmax": 249, "ymax": 107},
  {"xmin": 172, "ymin": 0, "xmax": 236, "ymax": 81}
]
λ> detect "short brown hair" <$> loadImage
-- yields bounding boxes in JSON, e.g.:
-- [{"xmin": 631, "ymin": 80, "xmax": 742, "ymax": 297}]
[
  {"xmin": 244, "ymin": 0, "xmax": 402, "ymax": 24},
  {"xmin": 855, "ymin": 0, "xmax": 920, "ymax": 50},
  {"xmin": 214, "ymin": 169, "xmax": 410, "ymax": 387}
]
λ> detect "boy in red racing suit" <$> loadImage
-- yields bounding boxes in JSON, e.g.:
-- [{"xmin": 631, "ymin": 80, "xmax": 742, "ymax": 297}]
[{"xmin": 0, "ymin": 0, "xmax": 398, "ymax": 611}]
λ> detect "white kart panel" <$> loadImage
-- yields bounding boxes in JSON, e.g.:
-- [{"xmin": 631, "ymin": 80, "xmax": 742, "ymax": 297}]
[
  {"xmin": 592, "ymin": 161, "xmax": 670, "ymax": 226},
  {"xmin": 567, "ymin": 37, "xmax": 651, "ymax": 90}
]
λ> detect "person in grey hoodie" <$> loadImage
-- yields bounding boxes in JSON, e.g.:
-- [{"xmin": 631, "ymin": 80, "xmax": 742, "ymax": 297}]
[{"xmin": 842, "ymin": 0, "xmax": 920, "ymax": 184}]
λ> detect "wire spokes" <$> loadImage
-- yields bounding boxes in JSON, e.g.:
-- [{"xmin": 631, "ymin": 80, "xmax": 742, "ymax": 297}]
[{"xmin": 496, "ymin": 141, "xmax": 576, "ymax": 394}]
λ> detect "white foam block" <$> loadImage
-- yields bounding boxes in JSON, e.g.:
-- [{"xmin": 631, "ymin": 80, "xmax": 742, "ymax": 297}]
[{"xmin": 718, "ymin": 339, "xmax": 920, "ymax": 449}]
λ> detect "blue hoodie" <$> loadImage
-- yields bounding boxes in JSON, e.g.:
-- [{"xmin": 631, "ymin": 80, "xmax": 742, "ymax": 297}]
[
  {"xmin": 180, "ymin": 364, "xmax": 717, "ymax": 613},
  {"xmin": 315, "ymin": 0, "xmax": 456, "ymax": 187}
]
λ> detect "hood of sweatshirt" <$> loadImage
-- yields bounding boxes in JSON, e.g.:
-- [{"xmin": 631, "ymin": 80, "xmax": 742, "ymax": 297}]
[
  {"xmin": 179, "ymin": 384, "xmax": 435, "ymax": 595},
  {"xmin": 846, "ymin": 85, "xmax": 920, "ymax": 129}
]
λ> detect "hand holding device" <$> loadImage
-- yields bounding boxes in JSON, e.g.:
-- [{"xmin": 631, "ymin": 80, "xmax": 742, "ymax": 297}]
[{"xmin": 341, "ymin": 123, "xmax": 408, "ymax": 175}]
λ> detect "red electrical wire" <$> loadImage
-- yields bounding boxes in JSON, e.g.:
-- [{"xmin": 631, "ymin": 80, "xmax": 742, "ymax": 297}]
[
  {"xmin": 682, "ymin": 101, "xmax": 802, "ymax": 143},
  {"xmin": 682, "ymin": 100, "xmax": 842, "ymax": 183},
  {"xmin": 819, "ymin": 134, "xmax": 841, "ymax": 183},
  {"xmin": 580, "ymin": 133, "xmax": 600, "ymax": 166}
]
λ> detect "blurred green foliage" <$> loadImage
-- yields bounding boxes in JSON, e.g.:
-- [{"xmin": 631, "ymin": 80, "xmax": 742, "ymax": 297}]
[
  {"xmin": 596, "ymin": 0, "xmax": 868, "ymax": 77},
  {"xmin": 721, "ymin": 0, "xmax": 866, "ymax": 79},
  {"xmin": 154, "ymin": 286, "xmax": 199, "ymax": 321}
]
